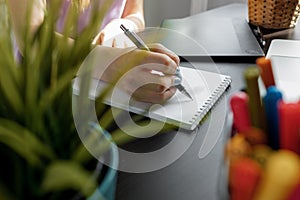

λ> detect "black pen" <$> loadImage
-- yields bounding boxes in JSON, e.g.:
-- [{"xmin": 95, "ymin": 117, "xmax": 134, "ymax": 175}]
[{"xmin": 120, "ymin": 24, "xmax": 193, "ymax": 100}]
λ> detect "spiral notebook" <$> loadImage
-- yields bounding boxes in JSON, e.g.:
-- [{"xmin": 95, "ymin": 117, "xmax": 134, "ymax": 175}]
[{"xmin": 75, "ymin": 67, "xmax": 231, "ymax": 130}]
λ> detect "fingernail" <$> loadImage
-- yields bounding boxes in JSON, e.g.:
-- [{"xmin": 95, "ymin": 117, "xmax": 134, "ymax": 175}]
[
  {"xmin": 175, "ymin": 68, "xmax": 182, "ymax": 78},
  {"xmin": 174, "ymin": 76, "xmax": 182, "ymax": 86}
]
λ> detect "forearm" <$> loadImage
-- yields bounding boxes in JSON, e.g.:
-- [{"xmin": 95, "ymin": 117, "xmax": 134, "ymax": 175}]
[
  {"xmin": 123, "ymin": 13, "xmax": 145, "ymax": 30},
  {"xmin": 6, "ymin": 0, "xmax": 46, "ymax": 51},
  {"xmin": 122, "ymin": 0, "xmax": 145, "ymax": 30}
]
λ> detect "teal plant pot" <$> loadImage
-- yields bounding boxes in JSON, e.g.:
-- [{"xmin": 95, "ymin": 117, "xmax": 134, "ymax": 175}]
[
  {"xmin": 72, "ymin": 80, "xmax": 119, "ymax": 200},
  {"xmin": 87, "ymin": 124, "xmax": 119, "ymax": 200}
]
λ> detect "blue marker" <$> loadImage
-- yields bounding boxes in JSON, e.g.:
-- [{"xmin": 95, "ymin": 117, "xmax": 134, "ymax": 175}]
[{"xmin": 263, "ymin": 86, "xmax": 282, "ymax": 149}]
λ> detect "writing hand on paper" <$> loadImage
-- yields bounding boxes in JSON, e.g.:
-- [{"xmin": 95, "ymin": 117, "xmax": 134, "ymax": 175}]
[{"xmin": 101, "ymin": 43, "xmax": 180, "ymax": 103}]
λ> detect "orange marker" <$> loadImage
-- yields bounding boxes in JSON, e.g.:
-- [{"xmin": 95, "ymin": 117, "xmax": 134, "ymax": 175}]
[
  {"xmin": 243, "ymin": 126, "xmax": 268, "ymax": 146},
  {"xmin": 225, "ymin": 134, "xmax": 252, "ymax": 165},
  {"xmin": 256, "ymin": 57, "xmax": 275, "ymax": 88}
]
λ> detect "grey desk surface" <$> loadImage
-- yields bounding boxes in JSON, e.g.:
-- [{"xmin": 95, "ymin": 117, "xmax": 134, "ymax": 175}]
[
  {"xmin": 115, "ymin": 62, "xmax": 250, "ymax": 200},
  {"xmin": 115, "ymin": 3, "xmax": 264, "ymax": 200}
]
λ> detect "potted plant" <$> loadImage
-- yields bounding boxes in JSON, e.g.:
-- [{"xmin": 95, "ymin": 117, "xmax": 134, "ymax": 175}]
[
  {"xmin": 0, "ymin": 0, "xmax": 151, "ymax": 199},
  {"xmin": 0, "ymin": 0, "xmax": 176, "ymax": 198},
  {"xmin": 0, "ymin": 0, "xmax": 121, "ymax": 199}
]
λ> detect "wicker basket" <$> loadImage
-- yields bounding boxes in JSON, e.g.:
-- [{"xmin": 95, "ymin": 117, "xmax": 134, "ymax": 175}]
[{"xmin": 248, "ymin": 0, "xmax": 300, "ymax": 29}]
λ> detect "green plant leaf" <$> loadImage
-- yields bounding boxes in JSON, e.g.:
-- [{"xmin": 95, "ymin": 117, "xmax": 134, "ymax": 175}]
[
  {"xmin": 0, "ymin": 67, "xmax": 24, "ymax": 117},
  {"xmin": 0, "ymin": 181, "xmax": 14, "ymax": 200},
  {"xmin": 38, "ymin": 67, "xmax": 77, "ymax": 114},
  {"xmin": 0, "ymin": 0, "xmax": 150, "ymax": 198},
  {"xmin": 0, "ymin": 125, "xmax": 41, "ymax": 166},
  {"xmin": 42, "ymin": 160, "xmax": 97, "ymax": 197},
  {"xmin": 0, "ymin": 119, "xmax": 55, "ymax": 164}
]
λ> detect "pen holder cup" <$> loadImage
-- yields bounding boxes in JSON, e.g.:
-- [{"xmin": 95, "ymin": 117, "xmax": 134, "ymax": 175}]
[
  {"xmin": 224, "ymin": 97, "xmax": 300, "ymax": 200},
  {"xmin": 248, "ymin": 0, "xmax": 300, "ymax": 29}
]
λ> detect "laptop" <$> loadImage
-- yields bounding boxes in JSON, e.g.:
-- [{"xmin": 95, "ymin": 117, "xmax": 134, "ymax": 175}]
[{"xmin": 161, "ymin": 4, "xmax": 264, "ymax": 62}]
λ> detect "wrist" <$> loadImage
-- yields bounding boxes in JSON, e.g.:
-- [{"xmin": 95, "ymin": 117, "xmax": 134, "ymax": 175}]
[{"xmin": 124, "ymin": 14, "xmax": 145, "ymax": 30}]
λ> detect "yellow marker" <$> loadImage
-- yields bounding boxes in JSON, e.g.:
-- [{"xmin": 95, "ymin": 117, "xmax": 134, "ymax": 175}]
[
  {"xmin": 251, "ymin": 144, "xmax": 273, "ymax": 167},
  {"xmin": 253, "ymin": 150, "xmax": 300, "ymax": 200}
]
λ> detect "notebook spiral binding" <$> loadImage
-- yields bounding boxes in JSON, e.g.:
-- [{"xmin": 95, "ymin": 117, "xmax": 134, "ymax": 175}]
[{"xmin": 189, "ymin": 76, "xmax": 232, "ymax": 124}]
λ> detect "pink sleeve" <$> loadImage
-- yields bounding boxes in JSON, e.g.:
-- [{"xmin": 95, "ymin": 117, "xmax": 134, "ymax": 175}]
[{"xmin": 55, "ymin": 0, "xmax": 127, "ymax": 34}]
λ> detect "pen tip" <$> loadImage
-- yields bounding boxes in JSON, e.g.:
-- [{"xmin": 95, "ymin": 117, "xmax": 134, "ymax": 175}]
[
  {"xmin": 175, "ymin": 84, "xmax": 193, "ymax": 100},
  {"xmin": 187, "ymin": 94, "xmax": 193, "ymax": 100},
  {"xmin": 183, "ymin": 89, "xmax": 193, "ymax": 100}
]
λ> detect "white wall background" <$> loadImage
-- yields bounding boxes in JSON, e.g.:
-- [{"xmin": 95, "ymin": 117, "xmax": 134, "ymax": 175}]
[
  {"xmin": 206, "ymin": 0, "xmax": 247, "ymax": 10},
  {"xmin": 144, "ymin": 0, "xmax": 191, "ymax": 27},
  {"xmin": 144, "ymin": 0, "xmax": 247, "ymax": 27}
]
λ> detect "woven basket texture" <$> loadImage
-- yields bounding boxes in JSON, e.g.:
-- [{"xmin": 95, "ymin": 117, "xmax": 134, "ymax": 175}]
[{"xmin": 248, "ymin": 0, "xmax": 300, "ymax": 29}]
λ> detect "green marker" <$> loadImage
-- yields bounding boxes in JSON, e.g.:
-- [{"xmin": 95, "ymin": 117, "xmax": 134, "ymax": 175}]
[{"xmin": 244, "ymin": 67, "xmax": 266, "ymax": 130}]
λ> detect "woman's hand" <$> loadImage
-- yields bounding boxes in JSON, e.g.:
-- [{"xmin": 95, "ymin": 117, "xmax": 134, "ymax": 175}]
[
  {"xmin": 92, "ymin": 0, "xmax": 145, "ymax": 48},
  {"xmin": 92, "ymin": 19, "xmax": 136, "ymax": 48},
  {"xmin": 101, "ymin": 43, "xmax": 180, "ymax": 103}
]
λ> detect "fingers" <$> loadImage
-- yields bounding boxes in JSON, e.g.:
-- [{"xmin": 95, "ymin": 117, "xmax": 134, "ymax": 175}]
[
  {"xmin": 146, "ymin": 72, "xmax": 175, "ymax": 90},
  {"xmin": 92, "ymin": 32, "xmax": 102, "ymax": 45},
  {"xmin": 134, "ymin": 43, "xmax": 180, "ymax": 75},
  {"xmin": 141, "ymin": 53, "xmax": 178, "ymax": 75},
  {"xmin": 97, "ymin": 32, "xmax": 105, "ymax": 45},
  {"xmin": 148, "ymin": 43, "xmax": 180, "ymax": 66},
  {"xmin": 139, "ymin": 83, "xmax": 170, "ymax": 93},
  {"xmin": 94, "ymin": 31, "xmax": 129, "ymax": 47},
  {"xmin": 132, "ymin": 86, "xmax": 177, "ymax": 104},
  {"xmin": 115, "ymin": 65, "xmax": 177, "ymax": 103},
  {"xmin": 118, "ymin": 65, "xmax": 175, "ymax": 92},
  {"xmin": 103, "ymin": 43, "xmax": 180, "ymax": 103},
  {"xmin": 112, "ymin": 38, "xmax": 116, "ymax": 48}
]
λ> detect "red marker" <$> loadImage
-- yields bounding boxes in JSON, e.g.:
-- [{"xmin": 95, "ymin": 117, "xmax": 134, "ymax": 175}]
[
  {"xmin": 229, "ymin": 157, "xmax": 262, "ymax": 200},
  {"xmin": 230, "ymin": 91, "xmax": 251, "ymax": 133},
  {"xmin": 278, "ymin": 101, "xmax": 300, "ymax": 155},
  {"xmin": 288, "ymin": 181, "xmax": 300, "ymax": 200}
]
